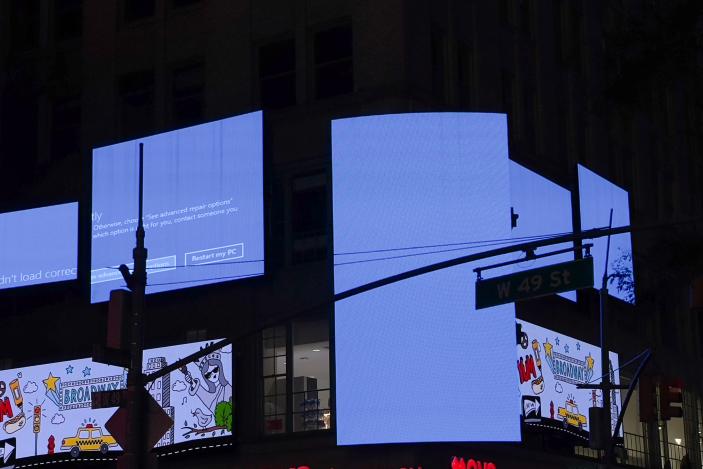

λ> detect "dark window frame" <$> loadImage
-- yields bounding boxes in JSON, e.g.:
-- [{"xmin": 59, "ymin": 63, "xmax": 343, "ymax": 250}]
[
  {"xmin": 290, "ymin": 171, "xmax": 328, "ymax": 265},
  {"xmin": 50, "ymin": 94, "xmax": 82, "ymax": 162},
  {"xmin": 257, "ymin": 36, "xmax": 296, "ymax": 109},
  {"xmin": 311, "ymin": 22, "xmax": 353, "ymax": 100},
  {"xmin": 169, "ymin": 60, "xmax": 206, "ymax": 128},
  {"xmin": 117, "ymin": 69, "xmax": 155, "ymax": 139},
  {"xmin": 53, "ymin": 0, "xmax": 83, "ymax": 41}
]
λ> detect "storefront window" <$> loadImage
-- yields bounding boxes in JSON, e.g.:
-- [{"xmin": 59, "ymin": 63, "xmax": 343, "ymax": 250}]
[
  {"xmin": 262, "ymin": 326, "xmax": 287, "ymax": 434},
  {"xmin": 261, "ymin": 319, "xmax": 331, "ymax": 434},
  {"xmin": 292, "ymin": 319, "xmax": 330, "ymax": 431}
]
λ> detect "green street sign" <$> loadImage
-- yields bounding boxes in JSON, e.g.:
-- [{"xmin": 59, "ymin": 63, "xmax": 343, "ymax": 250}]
[{"xmin": 475, "ymin": 257, "xmax": 594, "ymax": 309}]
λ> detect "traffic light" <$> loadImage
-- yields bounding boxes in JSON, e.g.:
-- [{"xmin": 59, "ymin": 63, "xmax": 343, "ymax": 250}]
[
  {"xmin": 638, "ymin": 375, "xmax": 657, "ymax": 422},
  {"xmin": 33, "ymin": 405, "xmax": 41, "ymax": 433},
  {"xmin": 660, "ymin": 378, "xmax": 684, "ymax": 420}
]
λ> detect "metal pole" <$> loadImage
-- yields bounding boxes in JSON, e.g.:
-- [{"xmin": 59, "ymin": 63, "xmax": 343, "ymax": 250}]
[
  {"xmin": 125, "ymin": 143, "xmax": 148, "ymax": 469},
  {"xmin": 601, "ymin": 209, "xmax": 613, "ymax": 467}
]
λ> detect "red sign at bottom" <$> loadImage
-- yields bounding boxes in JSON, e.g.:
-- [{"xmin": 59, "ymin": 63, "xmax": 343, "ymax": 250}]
[{"xmin": 451, "ymin": 457, "xmax": 497, "ymax": 469}]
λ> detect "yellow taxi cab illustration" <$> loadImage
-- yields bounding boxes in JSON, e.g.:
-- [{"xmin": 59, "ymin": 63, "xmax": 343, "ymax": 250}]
[
  {"xmin": 557, "ymin": 399, "xmax": 587, "ymax": 429},
  {"xmin": 61, "ymin": 423, "xmax": 118, "ymax": 457}
]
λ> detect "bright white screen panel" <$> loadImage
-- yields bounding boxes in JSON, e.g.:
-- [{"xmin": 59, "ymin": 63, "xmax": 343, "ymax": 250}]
[
  {"xmin": 577, "ymin": 164, "xmax": 634, "ymax": 303},
  {"xmin": 517, "ymin": 319, "xmax": 621, "ymax": 436},
  {"xmin": 509, "ymin": 162, "xmax": 575, "ymax": 301},
  {"xmin": 0, "ymin": 202, "xmax": 78, "ymax": 290},
  {"xmin": 333, "ymin": 113, "xmax": 520, "ymax": 445},
  {"xmin": 91, "ymin": 112, "xmax": 264, "ymax": 303}
]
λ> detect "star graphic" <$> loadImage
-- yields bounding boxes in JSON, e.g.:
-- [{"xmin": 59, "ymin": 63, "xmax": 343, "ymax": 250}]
[
  {"xmin": 544, "ymin": 341, "xmax": 553, "ymax": 357},
  {"xmin": 586, "ymin": 354, "xmax": 595, "ymax": 370},
  {"xmin": 564, "ymin": 344, "xmax": 570, "ymax": 353},
  {"xmin": 66, "ymin": 365, "xmax": 74, "ymax": 374},
  {"xmin": 576, "ymin": 342, "xmax": 581, "ymax": 351},
  {"xmin": 43, "ymin": 373, "xmax": 60, "ymax": 392},
  {"xmin": 555, "ymin": 337, "xmax": 560, "ymax": 346},
  {"xmin": 82, "ymin": 366, "xmax": 91, "ymax": 377}
]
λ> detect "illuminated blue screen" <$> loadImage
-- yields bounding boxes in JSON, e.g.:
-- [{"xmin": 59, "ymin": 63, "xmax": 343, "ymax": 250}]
[
  {"xmin": 91, "ymin": 112, "xmax": 264, "ymax": 303},
  {"xmin": 0, "ymin": 202, "xmax": 78, "ymax": 290},
  {"xmin": 509, "ymin": 162, "xmax": 575, "ymax": 301},
  {"xmin": 333, "ymin": 113, "xmax": 520, "ymax": 445},
  {"xmin": 578, "ymin": 164, "xmax": 634, "ymax": 303}
]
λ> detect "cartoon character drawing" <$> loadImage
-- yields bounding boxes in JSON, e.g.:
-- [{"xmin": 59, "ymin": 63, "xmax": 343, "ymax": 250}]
[
  {"xmin": 181, "ymin": 352, "xmax": 232, "ymax": 415},
  {"xmin": 178, "ymin": 345, "xmax": 233, "ymax": 438}
]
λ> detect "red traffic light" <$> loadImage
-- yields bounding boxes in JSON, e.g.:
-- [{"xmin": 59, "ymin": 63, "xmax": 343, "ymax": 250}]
[
  {"xmin": 638, "ymin": 376, "xmax": 657, "ymax": 422},
  {"xmin": 660, "ymin": 378, "xmax": 684, "ymax": 420},
  {"xmin": 33, "ymin": 405, "xmax": 41, "ymax": 415}
]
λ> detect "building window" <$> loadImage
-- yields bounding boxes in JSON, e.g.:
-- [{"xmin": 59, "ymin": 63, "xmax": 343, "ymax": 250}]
[
  {"xmin": 54, "ymin": 0, "xmax": 82, "ymax": 40},
  {"xmin": 10, "ymin": 1, "xmax": 39, "ymax": 50},
  {"xmin": 259, "ymin": 38, "xmax": 296, "ymax": 109},
  {"xmin": 170, "ymin": 62, "xmax": 205, "ymax": 127},
  {"xmin": 431, "ymin": 26, "xmax": 446, "ymax": 101},
  {"xmin": 313, "ymin": 24, "xmax": 353, "ymax": 99},
  {"xmin": 51, "ymin": 96, "xmax": 81, "ymax": 161},
  {"xmin": 291, "ymin": 172, "xmax": 327, "ymax": 264},
  {"xmin": 171, "ymin": 0, "xmax": 201, "ymax": 7},
  {"xmin": 262, "ymin": 326, "xmax": 287, "ymax": 434},
  {"xmin": 292, "ymin": 320, "xmax": 331, "ymax": 431},
  {"xmin": 118, "ymin": 70, "xmax": 154, "ymax": 138},
  {"xmin": 519, "ymin": 0, "xmax": 532, "ymax": 38},
  {"xmin": 456, "ymin": 40, "xmax": 473, "ymax": 105},
  {"xmin": 261, "ymin": 319, "xmax": 331, "ymax": 434},
  {"xmin": 123, "ymin": 0, "xmax": 155, "ymax": 23}
]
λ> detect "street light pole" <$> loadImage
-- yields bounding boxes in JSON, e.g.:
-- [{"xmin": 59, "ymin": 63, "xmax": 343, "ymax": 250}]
[
  {"xmin": 600, "ymin": 209, "xmax": 613, "ymax": 467},
  {"xmin": 124, "ymin": 142, "xmax": 147, "ymax": 469}
]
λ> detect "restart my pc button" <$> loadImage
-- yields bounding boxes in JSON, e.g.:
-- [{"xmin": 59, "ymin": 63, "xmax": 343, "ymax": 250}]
[{"xmin": 185, "ymin": 243, "xmax": 244, "ymax": 266}]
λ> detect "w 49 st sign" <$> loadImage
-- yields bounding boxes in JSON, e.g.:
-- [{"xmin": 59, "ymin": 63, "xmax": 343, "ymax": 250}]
[{"xmin": 475, "ymin": 257, "xmax": 594, "ymax": 309}]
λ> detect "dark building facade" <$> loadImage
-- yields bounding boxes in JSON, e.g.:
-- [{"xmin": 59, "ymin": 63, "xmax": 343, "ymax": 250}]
[{"xmin": 0, "ymin": 0, "xmax": 702, "ymax": 468}]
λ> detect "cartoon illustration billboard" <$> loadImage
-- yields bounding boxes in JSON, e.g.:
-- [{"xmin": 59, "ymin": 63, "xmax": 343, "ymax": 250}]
[
  {"xmin": 143, "ymin": 340, "xmax": 233, "ymax": 447},
  {"xmin": 517, "ymin": 319, "xmax": 621, "ymax": 436},
  {"xmin": 0, "ymin": 339, "xmax": 232, "ymax": 461},
  {"xmin": 0, "ymin": 358, "xmax": 126, "ymax": 459}
]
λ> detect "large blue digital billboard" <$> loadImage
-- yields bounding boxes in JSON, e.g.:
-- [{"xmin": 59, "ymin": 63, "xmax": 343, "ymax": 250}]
[
  {"xmin": 333, "ymin": 113, "xmax": 521, "ymax": 445},
  {"xmin": 578, "ymin": 164, "xmax": 635, "ymax": 303},
  {"xmin": 509, "ymin": 162, "xmax": 575, "ymax": 301},
  {"xmin": 91, "ymin": 112, "xmax": 264, "ymax": 303},
  {"xmin": 0, "ymin": 202, "xmax": 78, "ymax": 291}
]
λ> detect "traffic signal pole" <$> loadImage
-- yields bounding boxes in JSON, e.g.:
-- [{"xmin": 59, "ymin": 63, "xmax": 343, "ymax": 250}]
[
  {"xmin": 600, "ymin": 210, "xmax": 613, "ymax": 468},
  {"xmin": 124, "ymin": 143, "xmax": 147, "ymax": 469}
]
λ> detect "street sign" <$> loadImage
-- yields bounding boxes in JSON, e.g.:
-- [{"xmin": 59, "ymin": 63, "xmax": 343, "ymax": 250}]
[
  {"xmin": 92, "ymin": 389, "xmax": 129, "ymax": 410},
  {"xmin": 146, "ymin": 392, "xmax": 173, "ymax": 450},
  {"xmin": 105, "ymin": 405, "xmax": 129, "ymax": 451},
  {"xmin": 0, "ymin": 437, "xmax": 15, "ymax": 468},
  {"xmin": 103, "ymin": 389, "xmax": 173, "ymax": 453},
  {"xmin": 475, "ymin": 257, "xmax": 594, "ymax": 309},
  {"xmin": 92, "ymin": 344, "xmax": 131, "ymax": 369}
]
